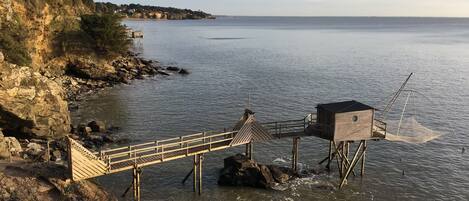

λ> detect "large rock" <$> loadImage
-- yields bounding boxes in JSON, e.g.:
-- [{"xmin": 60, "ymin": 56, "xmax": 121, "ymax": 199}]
[
  {"xmin": 87, "ymin": 120, "xmax": 106, "ymax": 132},
  {"xmin": 268, "ymin": 165, "xmax": 294, "ymax": 184},
  {"xmin": 218, "ymin": 154, "xmax": 295, "ymax": 189},
  {"xmin": 0, "ymin": 62, "xmax": 71, "ymax": 139},
  {"xmin": 65, "ymin": 58, "xmax": 116, "ymax": 80}
]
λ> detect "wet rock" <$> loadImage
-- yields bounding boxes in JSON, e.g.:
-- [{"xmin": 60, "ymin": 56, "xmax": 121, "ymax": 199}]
[
  {"xmin": 77, "ymin": 124, "xmax": 92, "ymax": 136},
  {"xmin": 102, "ymin": 135, "xmax": 115, "ymax": 143},
  {"xmin": 65, "ymin": 59, "xmax": 116, "ymax": 80},
  {"xmin": 179, "ymin": 68, "xmax": 190, "ymax": 75},
  {"xmin": 87, "ymin": 121, "xmax": 106, "ymax": 133},
  {"xmin": 158, "ymin": 70, "xmax": 170, "ymax": 76},
  {"xmin": 218, "ymin": 154, "xmax": 294, "ymax": 189},
  {"xmin": 268, "ymin": 165, "xmax": 293, "ymax": 184},
  {"xmin": 87, "ymin": 135, "xmax": 104, "ymax": 147},
  {"xmin": 166, "ymin": 66, "xmax": 180, "ymax": 71}
]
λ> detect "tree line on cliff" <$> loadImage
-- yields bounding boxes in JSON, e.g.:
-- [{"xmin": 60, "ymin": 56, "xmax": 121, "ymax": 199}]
[{"xmin": 95, "ymin": 2, "xmax": 215, "ymax": 20}]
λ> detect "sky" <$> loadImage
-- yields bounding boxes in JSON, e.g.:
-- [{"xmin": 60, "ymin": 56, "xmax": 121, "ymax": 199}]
[{"xmin": 97, "ymin": 0, "xmax": 469, "ymax": 17}]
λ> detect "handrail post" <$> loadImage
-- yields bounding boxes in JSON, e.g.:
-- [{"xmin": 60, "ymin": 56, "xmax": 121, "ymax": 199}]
[{"xmin": 180, "ymin": 136, "xmax": 183, "ymax": 148}]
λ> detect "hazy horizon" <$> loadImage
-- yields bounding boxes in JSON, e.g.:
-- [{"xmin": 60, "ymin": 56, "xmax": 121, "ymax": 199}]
[{"xmin": 97, "ymin": 0, "xmax": 469, "ymax": 18}]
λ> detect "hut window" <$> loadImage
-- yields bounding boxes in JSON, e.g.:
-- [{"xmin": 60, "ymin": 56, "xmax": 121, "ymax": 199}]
[{"xmin": 352, "ymin": 115, "xmax": 359, "ymax": 122}]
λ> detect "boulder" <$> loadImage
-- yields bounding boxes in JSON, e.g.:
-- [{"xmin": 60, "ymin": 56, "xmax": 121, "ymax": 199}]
[
  {"xmin": 77, "ymin": 124, "xmax": 92, "ymax": 136},
  {"xmin": 65, "ymin": 59, "xmax": 116, "ymax": 80},
  {"xmin": 0, "ymin": 51, "xmax": 4, "ymax": 63},
  {"xmin": 87, "ymin": 121, "xmax": 106, "ymax": 133},
  {"xmin": 268, "ymin": 165, "xmax": 293, "ymax": 184},
  {"xmin": 4, "ymin": 137, "xmax": 22, "ymax": 155},
  {"xmin": 158, "ymin": 70, "xmax": 170, "ymax": 76},
  {"xmin": 0, "ymin": 136, "xmax": 9, "ymax": 159},
  {"xmin": 26, "ymin": 142, "xmax": 43, "ymax": 156},
  {"xmin": 218, "ymin": 154, "xmax": 291, "ymax": 189},
  {"xmin": 179, "ymin": 68, "xmax": 190, "ymax": 75},
  {"xmin": 0, "ymin": 63, "xmax": 71, "ymax": 139},
  {"xmin": 166, "ymin": 66, "xmax": 180, "ymax": 71},
  {"xmin": 259, "ymin": 165, "xmax": 276, "ymax": 188}
]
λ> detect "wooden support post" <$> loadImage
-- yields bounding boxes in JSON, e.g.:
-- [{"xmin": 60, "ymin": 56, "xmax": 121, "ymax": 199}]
[
  {"xmin": 333, "ymin": 141, "xmax": 343, "ymax": 177},
  {"xmin": 326, "ymin": 140, "xmax": 333, "ymax": 169},
  {"xmin": 361, "ymin": 140, "xmax": 367, "ymax": 176},
  {"xmin": 292, "ymin": 137, "xmax": 300, "ymax": 173},
  {"xmin": 132, "ymin": 165, "xmax": 141, "ymax": 201},
  {"xmin": 193, "ymin": 155, "xmax": 197, "ymax": 192},
  {"xmin": 246, "ymin": 142, "xmax": 253, "ymax": 160},
  {"xmin": 198, "ymin": 154, "xmax": 203, "ymax": 195},
  {"xmin": 345, "ymin": 141, "xmax": 350, "ymax": 177},
  {"xmin": 339, "ymin": 141, "xmax": 365, "ymax": 189},
  {"xmin": 245, "ymin": 143, "xmax": 249, "ymax": 158},
  {"xmin": 341, "ymin": 142, "xmax": 346, "ymax": 176}
]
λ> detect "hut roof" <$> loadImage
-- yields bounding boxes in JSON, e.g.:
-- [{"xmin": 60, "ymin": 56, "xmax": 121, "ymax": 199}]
[{"xmin": 317, "ymin": 100, "xmax": 374, "ymax": 113}]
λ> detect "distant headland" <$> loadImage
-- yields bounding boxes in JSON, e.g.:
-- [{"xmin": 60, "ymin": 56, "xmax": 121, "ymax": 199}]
[{"xmin": 95, "ymin": 2, "xmax": 216, "ymax": 20}]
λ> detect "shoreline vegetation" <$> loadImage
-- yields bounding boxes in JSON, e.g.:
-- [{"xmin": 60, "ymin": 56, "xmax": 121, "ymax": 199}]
[
  {"xmin": 95, "ymin": 2, "xmax": 216, "ymax": 20},
  {"xmin": 0, "ymin": 0, "xmax": 198, "ymax": 200}
]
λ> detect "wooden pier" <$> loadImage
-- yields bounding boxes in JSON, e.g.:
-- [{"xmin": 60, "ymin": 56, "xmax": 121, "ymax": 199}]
[{"xmin": 68, "ymin": 105, "xmax": 390, "ymax": 201}]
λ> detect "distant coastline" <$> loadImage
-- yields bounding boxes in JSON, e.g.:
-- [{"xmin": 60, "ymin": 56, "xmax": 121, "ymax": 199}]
[{"xmin": 96, "ymin": 2, "xmax": 215, "ymax": 20}]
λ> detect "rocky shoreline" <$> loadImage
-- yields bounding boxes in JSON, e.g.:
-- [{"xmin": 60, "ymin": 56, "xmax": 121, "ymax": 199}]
[
  {"xmin": 0, "ymin": 49, "xmax": 189, "ymax": 200},
  {"xmin": 61, "ymin": 52, "xmax": 189, "ymax": 104}
]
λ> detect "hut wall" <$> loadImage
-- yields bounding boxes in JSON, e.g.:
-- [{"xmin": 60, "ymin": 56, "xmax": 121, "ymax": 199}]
[{"xmin": 333, "ymin": 109, "xmax": 373, "ymax": 142}]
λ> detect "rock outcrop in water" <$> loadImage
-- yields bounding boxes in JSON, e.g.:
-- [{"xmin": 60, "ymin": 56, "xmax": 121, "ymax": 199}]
[{"xmin": 218, "ymin": 154, "xmax": 297, "ymax": 189}]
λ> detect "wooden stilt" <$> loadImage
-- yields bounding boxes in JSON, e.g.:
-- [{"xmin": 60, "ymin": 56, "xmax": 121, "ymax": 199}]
[
  {"xmin": 326, "ymin": 140, "xmax": 333, "ymax": 169},
  {"xmin": 339, "ymin": 141, "xmax": 365, "ymax": 188},
  {"xmin": 182, "ymin": 168, "xmax": 194, "ymax": 184},
  {"xmin": 292, "ymin": 137, "xmax": 300, "ymax": 172},
  {"xmin": 193, "ymin": 155, "xmax": 197, "ymax": 192},
  {"xmin": 248, "ymin": 142, "xmax": 253, "ymax": 160},
  {"xmin": 361, "ymin": 140, "xmax": 367, "ymax": 176},
  {"xmin": 132, "ymin": 165, "xmax": 141, "ymax": 201},
  {"xmin": 335, "ymin": 143, "xmax": 356, "ymax": 177},
  {"xmin": 198, "ymin": 154, "xmax": 203, "ymax": 195},
  {"xmin": 245, "ymin": 143, "xmax": 250, "ymax": 158},
  {"xmin": 333, "ymin": 141, "xmax": 343, "ymax": 177},
  {"xmin": 341, "ymin": 142, "xmax": 346, "ymax": 176}
]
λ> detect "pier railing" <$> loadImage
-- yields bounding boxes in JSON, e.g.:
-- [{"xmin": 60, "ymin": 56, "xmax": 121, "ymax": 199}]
[
  {"xmin": 100, "ymin": 131, "xmax": 237, "ymax": 173},
  {"xmin": 262, "ymin": 113, "xmax": 317, "ymax": 138},
  {"xmin": 69, "ymin": 113, "xmax": 319, "ymax": 181}
]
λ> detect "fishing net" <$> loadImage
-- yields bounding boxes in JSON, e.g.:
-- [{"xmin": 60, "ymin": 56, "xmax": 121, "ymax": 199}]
[{"xmin": 384, "ymin": 116, "xmax": 441, "ymax": 144}]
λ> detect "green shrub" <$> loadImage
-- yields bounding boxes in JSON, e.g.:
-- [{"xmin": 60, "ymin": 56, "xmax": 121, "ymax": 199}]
[
  {"xmin": 79, "ymin": 14, "xmax": 131, "ymax": 55},
  {"xmin": 0, "ymin": 23, "xmax": 31, "ymax": 66}
]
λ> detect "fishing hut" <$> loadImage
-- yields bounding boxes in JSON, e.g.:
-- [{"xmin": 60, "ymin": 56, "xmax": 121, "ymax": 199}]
[{"xmin": 313, "ymin": 100, "xmax": 387, "ymax": 188}]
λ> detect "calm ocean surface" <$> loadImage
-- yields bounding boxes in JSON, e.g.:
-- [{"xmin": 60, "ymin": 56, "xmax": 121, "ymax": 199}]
[{"xmin": 72, "ymin": 17, "xmax": 469, "ymax": 200}]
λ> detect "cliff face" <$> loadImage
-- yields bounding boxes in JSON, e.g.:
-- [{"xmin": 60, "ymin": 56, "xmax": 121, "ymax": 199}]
[
  {"xmin": 0, "ymin": 0, "xmax": 94, "ymax": 69},
  {"xmin": 0, "ymin": 0, "xmax": 94, "ymax": 139},
  {"xmin": 0, "ymin": 58, "xmax": 71, "ymax": 139}
]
